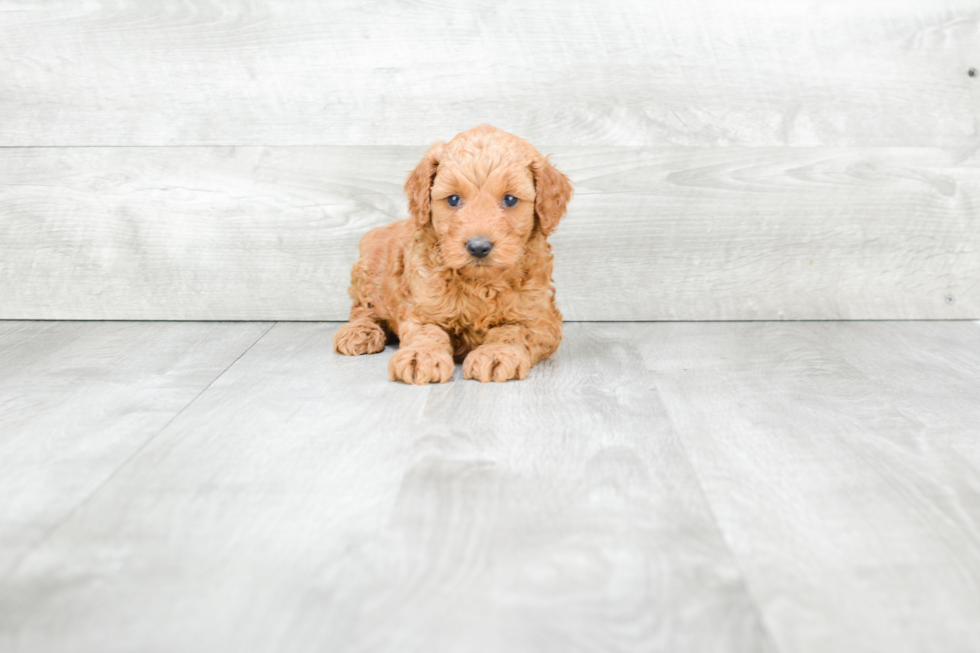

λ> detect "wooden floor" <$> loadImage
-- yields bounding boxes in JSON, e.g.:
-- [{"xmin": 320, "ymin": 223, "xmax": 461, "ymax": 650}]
[{"xmin": 1, "ymin": 320, "xmax": 978, "ymax": 653}]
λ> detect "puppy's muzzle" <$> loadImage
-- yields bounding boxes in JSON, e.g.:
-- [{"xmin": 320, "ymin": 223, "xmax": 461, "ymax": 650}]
[{"xmin": 466, "ymin": 237, "xmax": 494, "ymax": 259}]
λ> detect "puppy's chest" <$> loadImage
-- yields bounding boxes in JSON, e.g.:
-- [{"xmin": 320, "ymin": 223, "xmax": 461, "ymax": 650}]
[{"xmin": 415, "ymin": 280, "xmax": 517, "ymax": 335}]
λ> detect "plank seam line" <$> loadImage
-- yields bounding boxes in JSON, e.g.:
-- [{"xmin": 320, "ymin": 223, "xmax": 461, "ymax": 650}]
[
  {"xmin": 0, "ymin": 321, "xmax": 278, "ymax": 584},
  {"xmin": 648, "ymin": 377, "xmax": 784, "ymax": 653}
]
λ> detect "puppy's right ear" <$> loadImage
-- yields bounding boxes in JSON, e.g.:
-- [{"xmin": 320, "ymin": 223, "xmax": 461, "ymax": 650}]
[{"xmin": 405, "ymin": 142, "xmax": 445, "ymax": 229}]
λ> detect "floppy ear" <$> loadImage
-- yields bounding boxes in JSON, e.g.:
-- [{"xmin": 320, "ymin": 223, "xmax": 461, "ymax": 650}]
[
  {"xmin": 531, "ymin": 154, "xmax": 573, "ymax": 236},
  {"xmin": 405, "ymin": 142, "xmax": 445, "ymax": 229}
]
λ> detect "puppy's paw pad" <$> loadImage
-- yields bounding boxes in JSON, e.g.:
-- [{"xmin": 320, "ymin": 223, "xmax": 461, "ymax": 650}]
[
  {"xmin": 388, "ymin": 347, "xmax": 454, "ymax": 385},
  {"xmin": 463, "ymin": 345, "xmax": 530, "ymax": 383},
  {"xmin": 334, "ymin": 321, "xmax": 386, "ymax": 356}
]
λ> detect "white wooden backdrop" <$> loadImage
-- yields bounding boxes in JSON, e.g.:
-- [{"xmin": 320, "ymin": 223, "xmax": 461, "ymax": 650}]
[{"xmin": 1, "ymin": 0, "xmax": 978, "ymax": 320}]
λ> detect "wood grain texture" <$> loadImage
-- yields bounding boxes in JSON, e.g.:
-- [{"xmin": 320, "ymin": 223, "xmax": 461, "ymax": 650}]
[
  {"xmin": 1, "ymin": 146, "xmax": 977, "ymax": 320},
  {"xmin": 0, "ymin": 321, "xmax": 270, "ymax": 579},
  {"xmin": 1, "ymin": 0, "xmax": 977, "ymax": 147},
  {"xmin": 0, "ymin": 322, "xmax": 771, "ymax": 653},
  {"xmin": 809, "ymin": 321, "xmax": 980, "ymax": 442},
  {"xmin": 635, "ymin": 321, "xmax": 980, "ymax": 653}
]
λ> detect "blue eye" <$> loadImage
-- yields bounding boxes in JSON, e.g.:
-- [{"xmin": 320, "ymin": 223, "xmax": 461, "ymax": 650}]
[
  {"xmin": 503, "ymin": 194, "xmax": 518, "ymax": 208},
  {"xmin": 446, "ymin": 194, "xmax": 461, "ymax": 207}
]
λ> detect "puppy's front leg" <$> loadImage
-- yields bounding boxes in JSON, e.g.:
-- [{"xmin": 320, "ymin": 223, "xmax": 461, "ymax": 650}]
[
  {"xmin": 388, "ymin": 320, "xmax": 455, "ymax": 385},
  {"xmin": 463, "ymin": 322, "xmax": 560, "ymax": 383}
]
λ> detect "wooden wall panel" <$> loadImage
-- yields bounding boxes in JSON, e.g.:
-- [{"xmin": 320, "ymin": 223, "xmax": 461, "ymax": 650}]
[
  {"xmin": 1, "ymin": 146, "xmax": 976, "ymax": 320},
  {"xmin": 2, "ymin": 1, "xmax": 977, "ymax": 320},
  {"xmin": 1, "ymin": 0, "xmax": 978, "ymax": 147}
]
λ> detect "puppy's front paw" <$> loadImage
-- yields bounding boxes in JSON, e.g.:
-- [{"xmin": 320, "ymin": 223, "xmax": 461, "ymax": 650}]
[
  {"xmin": 334, "ymin": 320, "xmax": 386, "ymax": 356},
  {"xmin": 388, "ymin": 346, "xmax": 454, "ymax": 385},
  {"xmin": 463, "ymin": 345, "xmax": 530, "ymax": 383}
]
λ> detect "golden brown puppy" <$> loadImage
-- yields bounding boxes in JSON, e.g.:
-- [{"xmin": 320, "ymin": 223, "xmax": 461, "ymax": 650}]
[{"xmin": 333, "ymin": 125, "xmax": 573, "ymax": 384}]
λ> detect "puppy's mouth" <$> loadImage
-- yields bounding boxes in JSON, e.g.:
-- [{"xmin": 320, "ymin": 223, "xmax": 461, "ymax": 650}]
[{"xmin": 459, "ymin": 258, "xmax": 503, "ymax": 277}]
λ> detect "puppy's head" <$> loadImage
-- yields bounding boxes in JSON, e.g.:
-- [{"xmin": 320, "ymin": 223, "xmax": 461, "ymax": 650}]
[{"xmin": 405, "ymin": 125, "xmax": 573, "ymax": 278}]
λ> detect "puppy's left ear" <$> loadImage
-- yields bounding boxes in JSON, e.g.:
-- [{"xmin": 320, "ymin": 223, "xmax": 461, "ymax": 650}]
[
  {"xmin": 531, "ymin": 154, "xmax": 574, "ymax": 236},
  {"xmin": 405, "ymin": 142, "xmax": 445, "ymax": 229}
]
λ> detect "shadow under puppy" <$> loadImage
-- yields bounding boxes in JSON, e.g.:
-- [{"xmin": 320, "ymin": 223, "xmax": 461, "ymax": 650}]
[{"xmin": 334, "ymin": 125, "xmax": 573, "ymax": 384}]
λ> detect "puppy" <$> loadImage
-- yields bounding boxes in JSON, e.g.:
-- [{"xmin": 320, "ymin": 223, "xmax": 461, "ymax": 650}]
[{"xmin": 333, "ymin": 125, "xmax": 573, "ymax": 384}]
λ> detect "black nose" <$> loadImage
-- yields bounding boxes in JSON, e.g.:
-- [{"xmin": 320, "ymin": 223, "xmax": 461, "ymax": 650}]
[{"xmin": 466, "ymin": 237, "xmax": 493, "ymax": 259}]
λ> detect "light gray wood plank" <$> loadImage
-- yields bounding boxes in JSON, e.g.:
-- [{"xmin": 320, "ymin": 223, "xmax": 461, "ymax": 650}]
[
  {"xmin": 635, "ymin": 321, "xmax": 980, "ymax": 653},
  {"xmin": 0, "ymin": 322, "xmax": 772, "ymax": 653},
  {"xmin": 1, "ymin": 146, "xmax": 977, "ymax": 321},
  {"xmin": 1, "ymin": 0, "xmax": 977, "ymax": 147},
  {"xmin": 807, "ymin": 321, "xmax": 980, "ymax": 442},
  {"xmin": 0, "ymin": 321, "xmax": 271, "ymax": 579}
]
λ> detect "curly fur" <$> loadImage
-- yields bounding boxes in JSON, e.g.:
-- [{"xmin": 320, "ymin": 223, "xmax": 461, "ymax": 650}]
[{"xmin": 333, "ymin": 125, "xmax": 574, "ymax": 384}]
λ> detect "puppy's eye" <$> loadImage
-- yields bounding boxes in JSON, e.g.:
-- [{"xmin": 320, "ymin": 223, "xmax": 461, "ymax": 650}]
[
  {"xmin": 503, "ymin": 194, "xmax": 519, "ymax": 208},
  {"xmin": 446, "ymin": 194, "xmax": 461, "ymax": 207}
]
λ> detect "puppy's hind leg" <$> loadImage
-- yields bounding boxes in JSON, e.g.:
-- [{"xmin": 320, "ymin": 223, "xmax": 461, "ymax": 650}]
[
  {"xmin": 335, "ymin": 228, "xmax": 394, "ymax": 356},
  {"xmin": 333, "ymin": 262, "xmax": 386, "ymax": 355},
  {"xmin": 334, "ymin": 300, "xmax": 388, "ymax": 357},
  {"xmin": 334, "ymin": 313, "xmax": 386, "ymax": 356}
]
